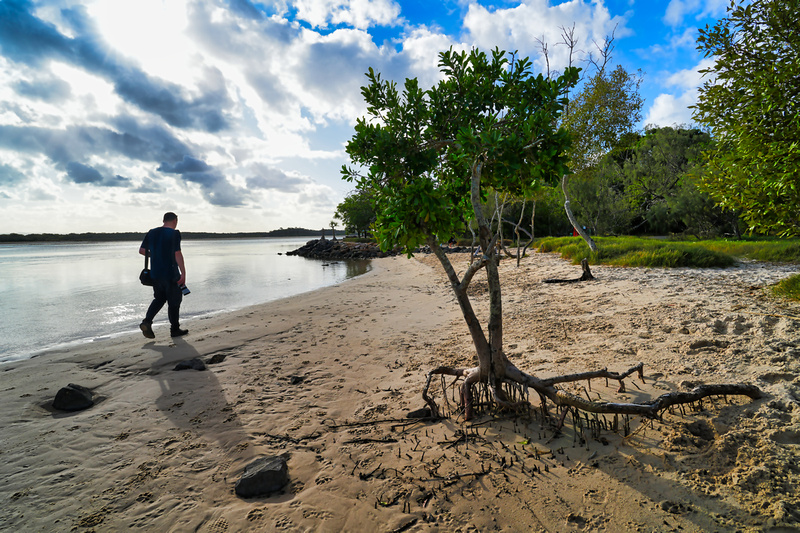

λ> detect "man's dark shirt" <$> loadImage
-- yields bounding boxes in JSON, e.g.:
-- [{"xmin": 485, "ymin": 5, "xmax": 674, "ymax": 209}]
[{"xmin": 141, "ymin": 227, "xmax": 181, "ymax": 281}]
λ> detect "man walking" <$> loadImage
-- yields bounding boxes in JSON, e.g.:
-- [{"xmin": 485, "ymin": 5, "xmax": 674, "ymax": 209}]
[{"xmin": 139, "ymin": 212, "xmax": 188, "ymax": 338}]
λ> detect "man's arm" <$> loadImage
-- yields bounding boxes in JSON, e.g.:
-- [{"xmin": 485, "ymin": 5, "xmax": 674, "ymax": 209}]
[
  {"xmin": 175, "ymin": 250, "xmax": 186, "ymax": 286},
  {"xmin": 139, "ymin": 247, "xmax": 147, "ymax": 256}
]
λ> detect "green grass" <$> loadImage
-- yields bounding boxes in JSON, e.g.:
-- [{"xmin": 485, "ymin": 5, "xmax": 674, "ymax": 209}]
[
  {"xmin": 536, "ymin": 236, "xmax": 737, "ymax": 268},
  {"xmin": 534, "ymin": 235, "xmax": 800, "ymax": 301},
  {"xmin": 699, "ymin": 239, "xmax": 800, "ymax": 263},
  {"xmin": 771, "ymin": 274, "xmax": 800, "ymax": 301},
  {"xmin": 536, "ymin": 235, "xmax": 800, "ymax": 267}
]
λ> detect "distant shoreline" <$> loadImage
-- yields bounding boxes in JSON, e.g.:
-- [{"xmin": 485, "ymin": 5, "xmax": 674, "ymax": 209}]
[{"xmin": 0, "ymin": 228, "xmax": 325, "ymax": 243}]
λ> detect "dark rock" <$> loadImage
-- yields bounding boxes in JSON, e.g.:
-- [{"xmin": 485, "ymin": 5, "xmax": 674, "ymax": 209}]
[
  {"xmin": 174, "ymin": 358, "xmax": 206, "ymax": 371},
  {"xmin": 207, "ymin": 353, "xmax": 227, "ymax": 365},
  {"xmin": 53, "ymin": 383, "xmax": 94, "ymax": 411},
  {"xmin": 289, "ymin": 375, "xmax": 305, "ymax": 385},
  {"xmin": 407, "ymin": 407, "xmax": 432, "ymax": 419},
  {"xmin": 235, "ymin": 456, "xmax": 289, "ymax": 498}
]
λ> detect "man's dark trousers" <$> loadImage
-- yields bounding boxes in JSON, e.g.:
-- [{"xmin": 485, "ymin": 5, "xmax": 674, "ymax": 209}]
[{"xmin": 143, "ymin": 278, "xmax": 183, "ymax": 329}]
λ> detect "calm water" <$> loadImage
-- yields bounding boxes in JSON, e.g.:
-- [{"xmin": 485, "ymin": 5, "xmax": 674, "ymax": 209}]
[{"xmin": 0, "ymin": 238, "xmax": 369, "ymax": 364}]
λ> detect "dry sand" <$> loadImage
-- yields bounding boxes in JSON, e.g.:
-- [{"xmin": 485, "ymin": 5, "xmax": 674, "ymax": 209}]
[{"xmin": 1, "ymin": 252, "xmax": 798, "ymax": 532}]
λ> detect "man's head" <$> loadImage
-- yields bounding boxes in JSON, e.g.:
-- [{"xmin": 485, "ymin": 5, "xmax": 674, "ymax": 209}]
[{"xmin": 163, "ymin": 212, "xmax": 178, "ymax": 227}]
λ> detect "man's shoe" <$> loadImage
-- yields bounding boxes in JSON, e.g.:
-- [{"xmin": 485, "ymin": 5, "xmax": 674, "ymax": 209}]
[
  {"xmin": 140, "ymin": 322, "xmax": 155, "ymax": 339},
  {"xmin": 171, "ymin": 328, "xmax": 189, "ymax": 337}
]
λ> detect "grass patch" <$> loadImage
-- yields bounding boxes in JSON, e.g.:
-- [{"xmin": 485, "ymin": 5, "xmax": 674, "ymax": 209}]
[
  {"xmin": 536, "ymin": 236, "xmax": 737, "ymax": 268},
  {"xmin": 771, "ymin": 274, "xmax": 800, "ymax": 302},
  {"xmin": 699, "ymin": 239, "xmax": 800, "ymax": 263}
]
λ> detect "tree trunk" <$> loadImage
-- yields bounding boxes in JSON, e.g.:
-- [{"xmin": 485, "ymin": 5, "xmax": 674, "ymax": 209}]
[
  {"xmin": 427, "ymin": 237, "xmax": 490, "ymax": 371},
  {"xmin": 562, "ymin": 175, "xmax": 598, "ymax": 252}
]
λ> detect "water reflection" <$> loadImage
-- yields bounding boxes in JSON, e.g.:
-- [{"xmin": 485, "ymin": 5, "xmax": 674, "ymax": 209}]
[{"xmin": 0, "ymin": 239, "xmax": 371, "ymax": 363}]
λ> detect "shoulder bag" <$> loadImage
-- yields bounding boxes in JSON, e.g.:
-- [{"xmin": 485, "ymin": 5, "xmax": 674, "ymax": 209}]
[{"xmin": 140, "ymin": 249, "xmax": 154, "ymax": 286}]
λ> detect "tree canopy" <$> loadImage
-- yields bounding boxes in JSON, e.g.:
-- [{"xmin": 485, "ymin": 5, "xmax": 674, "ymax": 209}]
[
  {"xmin": 343, "ymin": 48, "xmax": 579, "ymax": 254},
  {"xmin": 334, "ymin": 190, "xmax": 376, "ymax": 237},
  {"xmin": 563, "ymin": 64, "xmax": 644, "ymax": 173},
  {"xmin": 693, "ymin": 0, "xmax": 800, "ymax": 236}
]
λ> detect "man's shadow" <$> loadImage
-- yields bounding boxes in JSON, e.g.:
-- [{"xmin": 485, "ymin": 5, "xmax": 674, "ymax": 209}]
[{"xmin": 143, "ymin": 337, "xmax": 255, "ymax": 455}]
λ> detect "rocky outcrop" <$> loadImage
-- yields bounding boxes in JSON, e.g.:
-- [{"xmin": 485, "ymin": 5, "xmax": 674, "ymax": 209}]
[
  {"xmin": 286, "ymin": 239, "xmax": 398, "ymax": 259},
  {"xmin": 286, "ymin": 239, "xmax": 473, "ymax": 260}
]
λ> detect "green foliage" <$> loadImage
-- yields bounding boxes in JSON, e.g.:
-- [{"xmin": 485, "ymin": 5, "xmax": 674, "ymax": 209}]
[
  {"xmin": 563, "ymin": 65, "xmax": 644, "ymax": 172},
  {"xmin": 343, "ymin": 48, "xmax": 579, "ymax": 253},
  {"xmin": 334, "ymin": 190, "xmax": 376, "ymax": 238},
  {"xmin": 771, "ymin": 274, "xmax": 800, "ymax": 302},
  {"xmin": 567, "ymin": 126, "xmax": 739, "ymax": 237},
  {"xmin": 693, "ymin": 0, "xmax": 800, "ymax": 236}
]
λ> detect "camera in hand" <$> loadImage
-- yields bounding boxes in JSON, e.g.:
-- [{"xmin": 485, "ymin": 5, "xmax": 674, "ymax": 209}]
[{"xmin": 180, "ymin": 284, "xmax": 190, "ymax": 295}]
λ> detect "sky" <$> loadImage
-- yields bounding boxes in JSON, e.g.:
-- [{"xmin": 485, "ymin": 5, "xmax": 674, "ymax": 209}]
[{"xmin": 0, "ymin": 0, "xmax": 727, "ymax": 234}]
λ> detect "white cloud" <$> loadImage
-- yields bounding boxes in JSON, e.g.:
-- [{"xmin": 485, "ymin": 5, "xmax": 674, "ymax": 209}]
[
  {"xmin": 294, "ymin": 0, "xmax": 401, "ymax": 29},
  {"xmin": 463, "ymin": 0, "xmax": 630, "ymax": 73},
  {"xmin": 666, "ymin": 57, "xmax": 715, "ymax": 89},
  {"xmin": 664, "ymin": 0, "xmax": 728, "ymax": 27},
  {"xmin": 644, "ymin": 92, "xmax": 696, "ymax": 127},
  {"xmin": 644, "ymin": 58, "xmax": 714, "ymax": 126}
]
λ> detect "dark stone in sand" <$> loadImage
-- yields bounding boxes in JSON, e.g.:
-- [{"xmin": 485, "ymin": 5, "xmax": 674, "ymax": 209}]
[
  {"xmin": 289, "ymin": 375, "xmax": 305, "ymax": 385},
  {"xmin": 407, "ymin": 407, "xmax": 432, "ymax": 419},
  {"xmin": 235, "ymin": 456, "xmax": 289, "ymax": 497},
  {"xmin": 53, "ymin": 383, "xmax": 94, "ymax": 411},
  {"xmin": 207, "ymin": 353, "xmax": 227, "ymax": 365},
  {"xmin": 174, "ymin": 358, "xmax": 206, "ymax": 371}
]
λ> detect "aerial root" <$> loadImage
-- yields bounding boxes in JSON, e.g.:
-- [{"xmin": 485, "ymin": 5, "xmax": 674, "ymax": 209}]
[{"xmin": 423, "ymin": 362, "xmax": 762, "ymax": 423}]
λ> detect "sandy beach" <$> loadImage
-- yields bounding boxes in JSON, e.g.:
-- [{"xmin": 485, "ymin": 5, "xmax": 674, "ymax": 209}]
[{"xmin": 1, "ymin": 252, "xmax": 798, "ymax": 532}]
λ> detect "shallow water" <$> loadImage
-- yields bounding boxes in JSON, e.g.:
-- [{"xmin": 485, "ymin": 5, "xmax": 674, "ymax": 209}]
[{"xmin": 0, "ymin": 237, "xmax": 369, "ymax": 363}]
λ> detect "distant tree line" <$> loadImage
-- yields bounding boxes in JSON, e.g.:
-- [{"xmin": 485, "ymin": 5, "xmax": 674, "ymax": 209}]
[{"xmin": 0, "ymin": 227, "xmax": 321, "ymax": 243}]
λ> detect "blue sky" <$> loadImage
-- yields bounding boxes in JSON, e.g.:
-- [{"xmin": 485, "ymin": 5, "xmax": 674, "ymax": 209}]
[{"xmin": 0, "ymin": 0, "xmax": 727, "ymax": 234}]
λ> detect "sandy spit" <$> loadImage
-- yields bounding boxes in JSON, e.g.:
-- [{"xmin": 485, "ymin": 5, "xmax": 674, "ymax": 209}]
[{"xmin": 1, "ymin": 252, "xmax": 798, "ymax": 532}]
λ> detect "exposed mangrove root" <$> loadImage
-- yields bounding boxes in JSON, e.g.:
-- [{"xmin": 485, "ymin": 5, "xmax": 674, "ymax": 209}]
[
  {"xmin": 543, "ymin": 258, "xmax": 594, "ymax": 283},
  {"xmin": 422, "ymin": 361, "xmax": 762, "ymax": 424}
]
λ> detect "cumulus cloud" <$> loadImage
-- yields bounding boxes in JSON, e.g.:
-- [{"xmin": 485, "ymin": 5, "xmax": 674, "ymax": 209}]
[
  {"xmin": 0, "ymin": 163, "xmax": 26, "ymax": 185},
  {"xmin": 13, "ymin": 75, "xmax": 71, "ymax": 102},
  {"xmin": 158, "ymin": 155, "xmax": 248, "ymax": 207},
  {"xmin": 294, "ymin": 0, "xmax": 402, "ymax": 29},
  {"xmin": 0, "ymin": 0, "xmax": 731, "ymax": 233},
  {"xmin": 65, "ymin": 161, "xmax": 132, "ymax": 187},
  {"xmin": 0, "ymin": 122, "xmax": 192, "ymax": 169},
  {"xmin": 28, "ymin": 187, "xmax": 58, "ymax": 201},
  {"xmin": 246, "ymin": 164, "xmax": 310, "ymax": 192},
  {"xmin": 644, "ymin": 58, "xmax": 713, "ymax": 126},
  {"xmin": 645, "ymin": 92, "xmax": 696, "ymax": 127},
  {"xmin": 462, "ymin": 0, "xmax": 630, "ymax": 73},
  {"xmin": 663, "ymin": 0, "xmax": 728, "ymax": 27},
  {"xmin": 0, "ymin": 1, "xmax": 232, "ymax": 132}
]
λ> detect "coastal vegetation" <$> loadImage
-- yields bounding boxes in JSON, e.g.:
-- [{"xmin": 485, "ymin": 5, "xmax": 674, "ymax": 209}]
[
  {"xmin": 343, "ymin": 45, "xmax": 761, "ymax": 424},
  {"xmin": 692, "ymin": 0, "xmax": 800, "ymax": 237}
]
